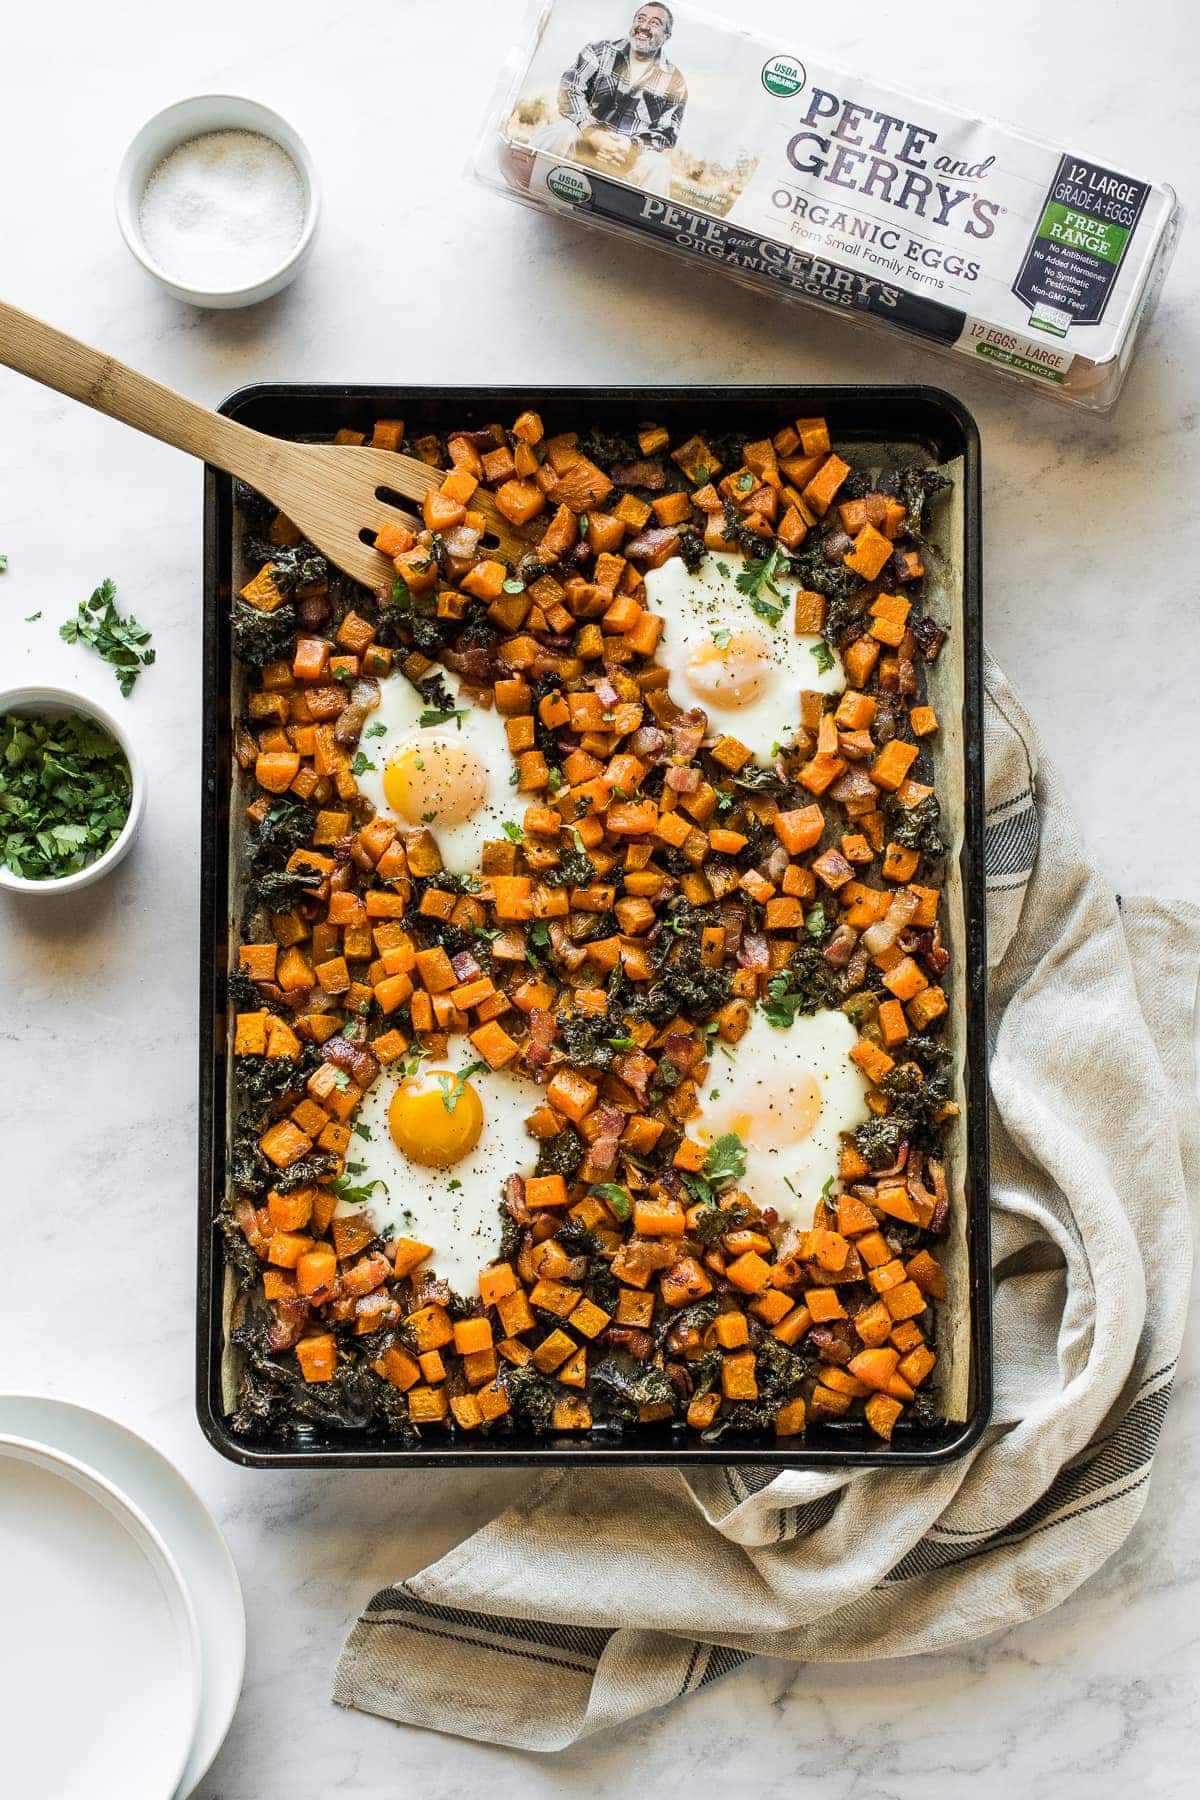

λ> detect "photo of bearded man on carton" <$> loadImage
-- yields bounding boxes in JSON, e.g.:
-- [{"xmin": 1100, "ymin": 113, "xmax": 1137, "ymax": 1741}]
[{"xmin": 536, "ymin": 4, "xmax": 688, "ymax": 195}]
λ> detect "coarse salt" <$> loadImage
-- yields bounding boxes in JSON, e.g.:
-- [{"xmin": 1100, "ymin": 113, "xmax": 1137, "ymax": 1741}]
[{"xmin": 138, "ymin": 129, "xmax": 306, "ymax": 292}]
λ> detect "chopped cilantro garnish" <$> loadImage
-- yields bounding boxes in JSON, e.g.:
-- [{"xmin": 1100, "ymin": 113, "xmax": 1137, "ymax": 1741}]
[
  {"xmin": 806, "ymin": 901, "xmax": 829, "ymax": 940},
  {"xmin": 546, "ymin": 767, "xmax": 563, "ymax": 794},
  {"xmin": 735, "ymin": 545, "xmax": 786, "ymax": 626},
  {"xmin": 365, "ymin": 721, "xmax": 387, "ymax": 738},
  {"xmin": 578, "ymin": 513, "xmax": 590, "ymax": 537},
  {"xmin": 332, "ymin": 665, "xmax": 356, "ymax": 686},
  {"xmin": 59, "ymin": 578, "xmax": 154, "ymax": 697},
  {"xmin": 420, "ymin": 809, "xmax": 436, "ymax": 823},
  {"xmin": 353, "ymin": 1122, "xmax": 373, "ymax": 1141},
  {"xmin": 590, "ymin": 1182, "xmax": 631, "ymax": 1221},
  {"xmin": 390, "ymin": 578, "xmax": 412, "ymax": 609},
  {"xmin": 437, "ymin": 1061, "xmax": 488, "ymax": 1113},
  {"xmin": 715, "ymin": 560, "xmax": 732, "ymax": 578},
  {"xmin": 810, "ymin": 639, "xmax": 835, "ymax": 675},
  {"xmin": 502, "ymin": 576, "xmax": 525, "ymax": 594},
  {"xmin": 350, "ymin": 751, "xmax": 375, "ymax": 775},
  {"xmin": 501, "ymin": 821, "xmax": 523, "ymax": 842},
  {"xmin": 711, "ymin": 627, "xmax": 732, "ymax": 649},
  {"xmin": 0, "ymin": 711, "xmax": 132, "ymax": 880},
  {"xmin": 418, "ymin": 707, "xmax": 468, "ymax": 731},
  {"xmin": 749, "ymin": 592, "xmax": 785, "ymax": 628},
  {"xmin": 447, "ymin": 1178, "xmax": 462, "ymax": 1191},
  {"xmin": 763, "ymin": 974, "xmax": 804, "ymax": 1029},
  {"xmin": 25, "ymin": 612, "xmax": 41, "ymax": 622},
  {"xmin": 331, "ymin": 1175, "xmax": 389, "ymax": 1205},
  {"xmin": 703, "ymin": 1131, "xmax": 747, "ymax": 1186}
]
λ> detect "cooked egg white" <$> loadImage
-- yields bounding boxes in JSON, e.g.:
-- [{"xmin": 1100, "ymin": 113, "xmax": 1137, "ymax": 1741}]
[
  {"xmin": 337, "ymin": 1061, "xmax": 536, "ymax": 1294},
  {"xmin": 643, "ymin": 552, "xmax": 844, "ymax": 762},
  {"xmin": 687, "ymin": 1006, "xmax": 870, "ymax": 1229},
  {"xmin": 355, "ymin": 669, "xmax": 522, "ymax": 874}
]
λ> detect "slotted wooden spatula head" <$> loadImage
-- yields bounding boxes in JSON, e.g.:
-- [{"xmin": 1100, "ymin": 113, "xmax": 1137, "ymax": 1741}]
[
  {"xmin": 0, "ymin": 300, "xmax": 533, "ymax": 590},
  {"xmin": 237, "ymin": 439, "xmax": 533, "ymax": 591}
]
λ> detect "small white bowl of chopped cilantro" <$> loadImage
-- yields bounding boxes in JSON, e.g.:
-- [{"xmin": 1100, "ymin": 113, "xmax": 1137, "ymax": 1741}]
[{"xmin": 0, "ymin": 688, "xmax": 146, "ymax": 892}]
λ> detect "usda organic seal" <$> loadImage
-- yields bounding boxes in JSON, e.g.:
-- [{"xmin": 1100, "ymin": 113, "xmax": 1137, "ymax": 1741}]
[
  {"xmin": 761, "ymin": 54, "xmax": 805, "ymax": 98},
  {"xmin": 547, "ymin": 167, "xmax": 592, "ymax": 205}
]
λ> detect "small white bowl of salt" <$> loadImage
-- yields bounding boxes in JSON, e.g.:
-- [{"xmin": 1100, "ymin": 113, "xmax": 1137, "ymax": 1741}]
[{"xmin": 116, "ymin": 95, "xmax": 319, "ymax": 308}]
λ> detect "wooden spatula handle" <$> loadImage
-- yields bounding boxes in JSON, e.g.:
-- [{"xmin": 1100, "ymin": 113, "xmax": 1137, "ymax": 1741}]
[{"xmin": 0, "ymin": 299, "xmax": 283, "ymax": 490}]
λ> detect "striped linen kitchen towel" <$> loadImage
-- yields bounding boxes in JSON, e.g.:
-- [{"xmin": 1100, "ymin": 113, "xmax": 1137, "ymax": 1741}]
[{"xmin": 334, "ymin": 656, "xmax": 1199, "ymax": 1752}]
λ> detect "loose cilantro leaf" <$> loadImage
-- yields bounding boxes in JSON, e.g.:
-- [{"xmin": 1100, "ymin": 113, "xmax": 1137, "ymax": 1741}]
[
  {"xmin": 25, "ymin": 611, "xmax": 41, "ymax": 622},
  {"xmin": 715, "ymin": 560, "xmax": 732, "ymax": 578},
  {"xmin": 590, "ymin": 1182, "xmax": 631, "ymax": 1221},
  {"xmin": 703, "ymin": 1132, "xmax": 746, "ymax": 1187},
  {"xmin": 711, "ymin": 628, "xmax": 732, "ymax": 649},
  {"xmin": 0, "ymin": 711, "xmax": 132, "ymax": 879},
  {"xmin": 735, "ymin": 545, "xmax": 785, "ymax": 626},
  {"xmin": 502, "ymin": 577, "xmax": 525, "ymax": 594},
  {"xmin": 501, "ymin": 821, "xmax": 523, "ymax": 842},
  {"xmin": 353, "ymin": 1122, "xmax": 373, "ymax": 1141},
  {"xmin": 607, "ymin": 1034, "xmax": 635, "ymax": 1050},
  {"xmin": 418, "ymin": 707, "xmax": 468, "ymax": 731},
  {"xmin": 332, "ymin": 665, "xmax": 356, "ymax": 686},
  {"xmin": 447, "ymin": 1178, "xmax": 462, "ymax": 1191},
  {"xmin": 365, "ymin": 721, "xmax": 387, "ymax": 738},
  {"xmin": 0, "ymin": 555, "xmax": 7, "ymax": 572},
  {"xmin": 390, "ymin": 578, "xmax": 412, "ymax": 609},
  {"xmin": 350, "ymin": 751, "xmax": 375, "ymax": 775},
  {"xmin": 737, "ymin": 471, "xmax": 754, "ymax": 492},
  {"xmin": 546, "ymin": 767, "xmax": 563, "ymax": 795},
  {"xmin": 436, "ymin": 1061, "xmax": 488, "ymax": 1113},
  {"xmin": 578, "ymin": 514, "xmax": 590, "ymax": 537},
  {"xmin": 59, "ymin": 578, "xmax": 155, "ymax": 697},
  {"xmin": 750, "ymin": 593, "xmax": 785, "ymax": 628},
  {"xmin": 806, "ymin": 901, "xmax": 829, "ymax": 940},
  {"xmin": 763, "ymin": 973, "xmax": 803, "ymax": 1028},
  {"xmin": 810, "ymin": 639, "xmax": 835, "ymax": 675},
  {"xmin": 331, "ymin": 1175, "xmax": 389, "ymax": 1205}
]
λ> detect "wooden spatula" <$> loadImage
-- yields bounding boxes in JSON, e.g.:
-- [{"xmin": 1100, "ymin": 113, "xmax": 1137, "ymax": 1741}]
[{"xmin": 0, "ymin": 300, "xmax": 530, "ymax": 586}]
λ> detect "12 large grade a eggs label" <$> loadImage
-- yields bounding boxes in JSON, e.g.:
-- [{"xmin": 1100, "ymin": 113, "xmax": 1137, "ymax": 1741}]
[{"xmin": 501, "ymin": 1, "xmax": 1175, "ymax": 395}]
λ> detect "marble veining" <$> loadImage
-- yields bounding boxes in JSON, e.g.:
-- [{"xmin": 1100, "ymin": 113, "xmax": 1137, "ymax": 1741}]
[{"xmin": 0, "ymin": 2, "xmax": 1196, "ymax": 1795}]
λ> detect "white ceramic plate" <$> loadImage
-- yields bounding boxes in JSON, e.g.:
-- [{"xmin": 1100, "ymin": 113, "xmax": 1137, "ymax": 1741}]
[
  {"xmin": 0, "ymin": 1433, "xmax": 201, "ymax": 1800},
  {"xmin": 0, "ymin": 1396, "xmax": 244, "ymax": 1798}
]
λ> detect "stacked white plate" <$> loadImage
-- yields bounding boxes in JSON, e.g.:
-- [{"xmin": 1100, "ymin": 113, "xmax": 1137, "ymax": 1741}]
[{"xmin": 0, "ymin": 1397, "xmax": 244, "ymax": 1799}]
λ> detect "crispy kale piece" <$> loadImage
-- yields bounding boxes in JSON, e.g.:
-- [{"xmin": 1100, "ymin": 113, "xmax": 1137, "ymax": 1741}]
[
  {"xmin": 230, "ymin": 1313, "xmax": 418, "ymax": 1441},
  {"xmin": 234, "ymin": 1047, "xmax": 320, "ymax": 1116},
  {"xmin": 764, "ymin": 941, "xmax": 842, "ymax": 1020},
  {"xmin": 556, "ymin": 1006, "xmax": 619, "ymax": 1072},
  {"xmin": 699, "ymin": 1336, "xmax": 810, "ymax": 1439},
  {"xmin": 242, "ymin": 541, "xmax": 330, "ymax": 597},
  {"xmin": 589, "ymin": 1353, "xmax": 676, "ymax": 1421},
  {"xmin": 678, "ymin": 526, "xmax": 705, "ymax": 573},
  {"xmin": 885, "ymin": 792, "xmax": 944, "ymax": 858},
  {"xmin": 854, "ymin": 1056, "xmax": 954, "ymax": 1168},
  {"xmin": 501, "ymin": 1361, "xmax": 557, "ymax": 1431},
  {"xmin": 691, "ymin": 1200, "xmax": 751, "ymax": 1245},
  {"xmin": 231, "ymin": 596, "xmax": 298, "ymax": 667},
  {"xmin": 534, "ymin": 1127, "xmax": 585, "ymax": 1181},
  {"xmin": 542, "ymin": 841, "xmax": 598, "ymax": 889},
  {"xmin": 574, "ymin": 425, "xmax": 643, "ymax": 467},
  {"xmin": 245, "ymin": 799, "xmax": 323, "ymax": 911},
  {"xmin": 876, "ymin": 466, "xmax": 951, "ymax": 540},
  {"xmin": 625, "ymin": 926, "xmax": 734, "ymax": 1027},
  {"xmin": 215, "ymin": 1204, "xmax": 262, "ymax": 1290},
  {"xmin": 233, "ymin": 479, "xmax": 275, "ymax": 535}
]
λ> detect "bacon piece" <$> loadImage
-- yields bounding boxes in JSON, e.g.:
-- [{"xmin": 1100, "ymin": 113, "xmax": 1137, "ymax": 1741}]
[
  {"xmin": 612, "ymin": 459, "xmax": 668, "ymax": 489},
  {"xmin": 321, "ymin": 1035, "xmax": 380, "ymax": 1092},
  {"xmin": 338, "ymin": 1250, "xmax": 391, "ymax": 1299},
  {"xmin": 266, "ymin": 1296, "xmax": 311, "ymax": 1351},
  {"xmin": 629, "ymin": 725, "xmax": 667, "ymax": 761},
  {"xmin": 824, "ymin": 924, "xmax": 859, "ymax": 968},
  {"xmin": 526, "ymin": 1007, "xmax": 556, "ymax": 1068},
  {"xmin": 450, "ymin": 950, "xmax": 483, "ymax": 983},
  {"xmin": 664, "ymin": 764, "xmax": 701, "ymax": 793},
  {"xmin": 669, "ymin": 707, "xmax": 707, "ymax": 761},
  {"xmin": 738, "ymin": 933, "xmax": 769, "ymax": 971}
]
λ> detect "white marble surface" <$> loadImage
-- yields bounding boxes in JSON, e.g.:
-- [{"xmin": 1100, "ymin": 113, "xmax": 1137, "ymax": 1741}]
[{"xmin": 1, "ymin": 1, "xmax": 1197, "ymax": 1794}]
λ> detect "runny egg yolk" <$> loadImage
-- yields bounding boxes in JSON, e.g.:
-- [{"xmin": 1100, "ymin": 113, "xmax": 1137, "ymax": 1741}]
[
  {"xmin": 382, "ymin": 733, "xmax": 489, "ymax": 827},
  {"xmin": 388, "ymin": 1067, "xmax": 485, "ymax": 1168},
  {"xmin": 695, "ymin": 1074, "xmax": 823, "ymax": 1154},
  {"xmin": 684, "ymin": 627, "xmax": 774, "ymax": 708}
]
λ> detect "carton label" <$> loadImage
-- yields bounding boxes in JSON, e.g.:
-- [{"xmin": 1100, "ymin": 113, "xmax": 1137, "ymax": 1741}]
[{"xmin": 498, "ymin": 0, "xmax": 1173, "ymax": 383}]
